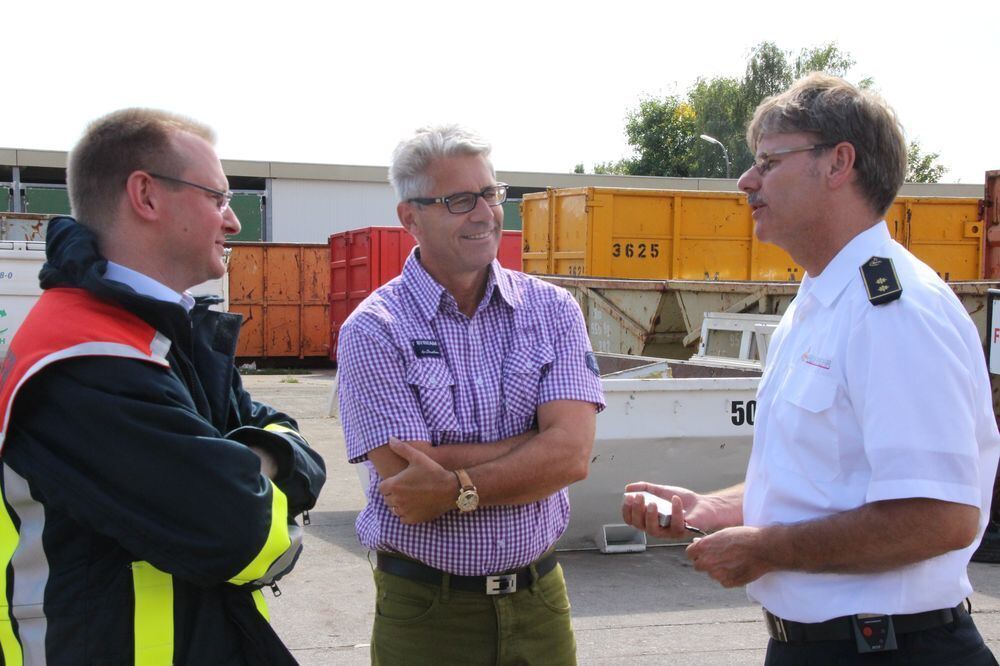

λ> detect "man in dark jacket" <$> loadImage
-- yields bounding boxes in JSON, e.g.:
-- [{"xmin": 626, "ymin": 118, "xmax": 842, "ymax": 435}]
[{"xmin": 0, "ymin": 109, "xmax": 326, "ymax": 665}]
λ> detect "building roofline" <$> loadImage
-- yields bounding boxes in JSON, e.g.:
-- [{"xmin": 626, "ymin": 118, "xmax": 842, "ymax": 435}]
[{"xmin": 0, "ymin": 147, "xmax": 985, "ymax": 197}]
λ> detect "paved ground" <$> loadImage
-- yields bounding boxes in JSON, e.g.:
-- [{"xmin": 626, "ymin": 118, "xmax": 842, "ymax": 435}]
[{"xmin": 244, "ymin": 370, "xmax": 1000, "ymax": 665}]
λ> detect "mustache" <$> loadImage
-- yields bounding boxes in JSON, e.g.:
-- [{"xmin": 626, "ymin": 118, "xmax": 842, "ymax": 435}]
[{"xmin": 746, "ymin": 192, "xmax": 765, "ymax": 207}]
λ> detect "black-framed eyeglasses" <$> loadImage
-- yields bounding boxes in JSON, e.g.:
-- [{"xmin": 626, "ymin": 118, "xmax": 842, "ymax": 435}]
[
  {"xmin": 753, "ymin": 143, "xmax": 838, "ymax": 175},
  {"xmin": 407, "ymin": 183, "xmax": 508, "ymax": 214},
  {"xmin": 148, "ymin": 172, "xmax": 234, "ymax": 213}
]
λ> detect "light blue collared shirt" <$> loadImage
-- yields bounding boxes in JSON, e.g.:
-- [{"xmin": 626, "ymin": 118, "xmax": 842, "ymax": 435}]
[{"xmin": 103, "ymin": 262, "xmax": 196, "ymax": 312}]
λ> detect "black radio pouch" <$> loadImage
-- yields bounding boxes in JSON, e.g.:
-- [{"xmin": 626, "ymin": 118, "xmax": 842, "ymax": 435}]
[{"xmin": 851, "ymin": 614, "xmax": 898, "ymax": 653}]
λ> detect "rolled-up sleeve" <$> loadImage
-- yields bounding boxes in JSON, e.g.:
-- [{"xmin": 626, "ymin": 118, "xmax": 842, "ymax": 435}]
[
  {"xmin": 537, "ymin": 289, "xmax": 606, "ymax": 411},
  {"xmin": 337, "ymin": 320, "xmax": 432, "ymax": 463}
]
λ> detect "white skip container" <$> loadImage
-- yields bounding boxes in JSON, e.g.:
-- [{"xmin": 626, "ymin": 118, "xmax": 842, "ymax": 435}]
[
  {"xmin": 561, "ymin": 354, "xmax": 760, "ymax": 551},
  {"xmin": 0, "ymin": 242, "xmax": 230, "ymax": 360},
  {"xmin": 0, "ymin": 241, "xmax": 46, "ymax": 359}
]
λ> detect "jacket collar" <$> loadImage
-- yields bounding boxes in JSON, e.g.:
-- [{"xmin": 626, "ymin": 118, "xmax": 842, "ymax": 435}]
[{"xmin": 40, "ymin": 216, "xmax": 192, "ymax": 332}]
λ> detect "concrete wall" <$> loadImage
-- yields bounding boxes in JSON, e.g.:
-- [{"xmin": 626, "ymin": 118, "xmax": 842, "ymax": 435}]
[{"xmin": 269, "ymin": 179, "xmax": 398, "ymax": 242}]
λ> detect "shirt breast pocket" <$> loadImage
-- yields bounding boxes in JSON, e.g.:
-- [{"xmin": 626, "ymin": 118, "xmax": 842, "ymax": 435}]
[
  {"xmin": 405, "ymin": 361, "xmax": 461, "ymax": 443},
  {"xmin": 502, "ymin": 346, "xmax": 554, "ymax": 426},
  {"xmin": 768, "ymin": 368, "xmax": 842, "ymax": 481}
]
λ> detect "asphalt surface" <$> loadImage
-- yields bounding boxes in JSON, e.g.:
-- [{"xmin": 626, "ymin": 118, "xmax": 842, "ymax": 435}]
[{"xmin": 244, "ymin": 370, "xmax": 1000, "ymax": 665}]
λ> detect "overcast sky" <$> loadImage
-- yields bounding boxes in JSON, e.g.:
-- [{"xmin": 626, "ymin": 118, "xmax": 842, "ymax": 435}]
[{"xmin": 5, "ymin": 0, "xmax": 998, "ymax": 184}]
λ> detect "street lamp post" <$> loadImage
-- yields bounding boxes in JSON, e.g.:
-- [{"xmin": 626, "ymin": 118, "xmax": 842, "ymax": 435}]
[{"xmin": 700, "ymin": 134, "xmax": 731, "ymax": 179}]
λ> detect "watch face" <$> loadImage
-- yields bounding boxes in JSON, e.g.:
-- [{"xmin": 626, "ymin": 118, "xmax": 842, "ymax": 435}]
[{"xmin": 457, "ymin": 490, "xmax": 479, "ymax": 512}]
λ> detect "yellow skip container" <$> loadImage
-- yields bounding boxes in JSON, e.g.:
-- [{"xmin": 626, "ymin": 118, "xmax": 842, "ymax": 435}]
[{"xmin": 521, "ymin": 187, "xmax": 984, "ymax": 281}]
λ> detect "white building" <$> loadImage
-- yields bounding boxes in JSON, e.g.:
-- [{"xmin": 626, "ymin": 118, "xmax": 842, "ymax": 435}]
[{"xmin": 0, "ymin": 147, "xmax": 986, "ymax": 243}]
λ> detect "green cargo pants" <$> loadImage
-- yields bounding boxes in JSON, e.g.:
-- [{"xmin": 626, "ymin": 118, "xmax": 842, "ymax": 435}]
[{"xmin": 370, "ymin": 560, "xmax": 576, "ymax": 665}]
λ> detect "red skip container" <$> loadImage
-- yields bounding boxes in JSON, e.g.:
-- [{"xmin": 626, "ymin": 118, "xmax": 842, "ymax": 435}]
[{"xmin": 329, "ymin": 227, "xmax": 523, "ymax": 360}]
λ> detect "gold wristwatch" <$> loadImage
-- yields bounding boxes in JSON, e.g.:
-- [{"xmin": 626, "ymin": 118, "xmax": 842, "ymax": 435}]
[{"xmin": 454, "ymin": 468, "xmax": 479, "ymax": 513}]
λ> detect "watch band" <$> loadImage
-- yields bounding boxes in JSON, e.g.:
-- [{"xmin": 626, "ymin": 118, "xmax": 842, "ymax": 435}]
[
  {"xmin": 455, "ymin": 468, "xmax": 475, "ymax": 491},
  {"xmin": 454, "ymin": 468, "xmax": 479, "ymax": 513}
]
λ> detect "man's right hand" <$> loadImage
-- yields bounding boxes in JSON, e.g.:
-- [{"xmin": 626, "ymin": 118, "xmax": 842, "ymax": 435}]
[
  {"xmin": 378, "ymin": 440, "xmax": 456, "ymax": 524},
  {"xmin": 621, "ymin": 482, "xmax": 708, "ymax": 539},
  {"xmin": 622, "ymin": 481, "xmax": 746, "ymax": 538}
]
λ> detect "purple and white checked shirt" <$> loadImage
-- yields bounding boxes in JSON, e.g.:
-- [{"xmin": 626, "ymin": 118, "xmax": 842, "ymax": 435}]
[{"xmin": 337, "ymin": 249, "xmax": 605, "ymax": 575}]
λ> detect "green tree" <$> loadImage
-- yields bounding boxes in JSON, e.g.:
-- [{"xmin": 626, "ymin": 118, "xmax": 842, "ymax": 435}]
[
  {"xmin": 742, "ymin": 42, "xmax": 793, "ymax": 112},
  {"xmin": 688, "ymin": 76, "xmax": 749, "ymax": 176},
  {"xmin": 604, "ymin": 41, "xmax": 820, "ymax": 178},
  {"xmin": 596, "ymin": 41, "xmax": 945, "ymax": 180},
  {"xmin": 593, "ymin": 159, "xmax": 630, "ymax": 175},
  {"xmin": 620, "ymin": 97, "xmax": 699, "ymax": 177},
  {"xmin": 906, "ymin": 141, "xmax": 948, "ymax": 183},
  {"xmin": 793, "ymin": 43, "xmax": 855, "ymax": 78}
]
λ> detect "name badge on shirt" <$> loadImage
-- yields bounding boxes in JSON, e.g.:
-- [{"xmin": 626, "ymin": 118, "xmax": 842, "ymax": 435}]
[
  {"xmin": 412, "ymin": 339, "xmax": 442, "ymax": 359},
  {"xmin": 801, "ymin": 352, "xmax": 831, "ymax": 370},
  {"xmin": 585, "ymin": 351, "xmax": 600, "ymax": 376}
]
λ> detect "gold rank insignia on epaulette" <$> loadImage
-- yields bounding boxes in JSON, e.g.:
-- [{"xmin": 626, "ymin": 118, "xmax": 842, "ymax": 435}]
[{"xmin": 859, "ymin": 256, "xmax": 902, "ymax": 305}]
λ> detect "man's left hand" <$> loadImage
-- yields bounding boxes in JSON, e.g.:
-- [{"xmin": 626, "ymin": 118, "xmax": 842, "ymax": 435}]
[
  {"xmin": 249, "ymin": 445, "xmax": 280, "ymax": 480},
  {"xmin": 685, "ymin": 526, "xmax": 773, "ymax": 588},
  {"xmin": 378, "ymin": 439, "xmax": 455, "ymax": 524}
]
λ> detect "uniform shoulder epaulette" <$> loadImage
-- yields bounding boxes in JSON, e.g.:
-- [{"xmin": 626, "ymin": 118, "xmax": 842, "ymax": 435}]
[{"xmin": 859, "ymin": 256, "xmax": 902, "ymax": 305}]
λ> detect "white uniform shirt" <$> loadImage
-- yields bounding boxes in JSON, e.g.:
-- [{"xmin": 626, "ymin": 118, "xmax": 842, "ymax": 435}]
[{"xmin": 743, "ymin": 222, "xmax": 1000, "ymax": 623}]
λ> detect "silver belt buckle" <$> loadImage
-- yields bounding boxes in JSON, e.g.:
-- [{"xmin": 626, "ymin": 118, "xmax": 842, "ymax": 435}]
[
  {"xmin": 775, "ymin": 617, "xmax": 788, "ymax": 642},
  {"xmin": 485, "ymin": 573, "xmax": 517, "ymax": 595},
  {"xmin": 766, "ymin": 610, "xmax": 788, "ymax": 642}
]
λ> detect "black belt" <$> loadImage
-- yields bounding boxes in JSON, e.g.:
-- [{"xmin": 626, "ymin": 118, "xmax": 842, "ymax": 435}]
[
  {"xmin": 764, "ymin": 603, "xmax": 968, "ymax": 643},
  {"xmin": 376, "ymin": 551, "xmax": 557, "ymax": 595}
]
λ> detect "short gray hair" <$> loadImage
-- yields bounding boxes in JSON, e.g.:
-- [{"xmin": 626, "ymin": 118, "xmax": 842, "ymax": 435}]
[
  {"xmin": 67, "ymin": 108, "xmax": 215, "ymax": 234},
  {"xmin": 746, "ymin": 73, "xmax": 907, "ymax": 216},
  {"xmin": 388, "ymin": 124, "xmax": 494, "ymax": 201}
]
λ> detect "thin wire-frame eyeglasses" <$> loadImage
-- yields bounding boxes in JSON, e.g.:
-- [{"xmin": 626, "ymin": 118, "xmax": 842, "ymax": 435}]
[
  {"xmin": 752, "ymin": 143, "xmax": 838, "ymax": 175},
  {"xmin": 407, "ymin": 183, "xmax": 508, "ymax": 214},
  {"xmin": 148, "ymin": 172, "xmax": 234, "ymax": 213}
]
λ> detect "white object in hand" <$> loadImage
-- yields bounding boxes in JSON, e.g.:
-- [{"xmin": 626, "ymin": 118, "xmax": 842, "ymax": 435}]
[{"xmin": 624, "ymin": 490, "xmax": 679, "ymax": 528}]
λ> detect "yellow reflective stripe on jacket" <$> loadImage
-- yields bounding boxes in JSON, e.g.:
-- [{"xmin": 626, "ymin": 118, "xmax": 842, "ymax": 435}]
[
  {"xmin": 227, "ymin": 483, "xmax": 290, "ymax": 585},
  {"xmin": 132, "ymin": 561, "xmax": 173, "ymax": 666},
  {"xmin": 252, "ymin": 588, "xmax": 270, "ymax": 622},
  {"xmin": 0, "ymin": 504, "xmax": 23, "ymax": 666},
  {"xmin": 263, "ymin": 423, "xmax": 297, "ymax": 436}
]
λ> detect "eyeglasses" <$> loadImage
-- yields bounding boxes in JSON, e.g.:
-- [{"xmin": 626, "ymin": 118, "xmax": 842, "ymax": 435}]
[
  {"xmin": 407, "ymin": 183, "xmax": 508, "ymax": 214},
  {"xmin": 148, "ymin": 172, "xmax": 234, "ymax": 213},
  {"xmin": 752, "ymin": 143, "xmax": 838, "ymax": 175}
]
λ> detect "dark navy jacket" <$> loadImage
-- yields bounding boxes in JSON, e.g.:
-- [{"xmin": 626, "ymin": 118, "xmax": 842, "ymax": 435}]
[{"xmin": 0, "ymin": 217, "xmax": 325, "ymax": 665}]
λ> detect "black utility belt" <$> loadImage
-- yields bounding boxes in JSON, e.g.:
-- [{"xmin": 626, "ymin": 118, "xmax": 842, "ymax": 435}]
[
  {"xmin": 764, "ymin": 602, "xmax": 968, "ymax": 653},
  {"xmin": 376, "ymin": 551, "xmax": 557, "ymax": 595}
]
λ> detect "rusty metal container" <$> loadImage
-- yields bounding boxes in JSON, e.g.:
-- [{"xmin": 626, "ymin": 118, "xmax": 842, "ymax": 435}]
[
  {"xmin": 541, "ymin": 275, "xmax": 998, "ymax": 360},
  {"xmin": 985, "ymin": 171, "xmax": 1000, "ymax": 279},
  {"xmin": 228, "ymin": 243, "xmax": 330, "ymax": 359},
  {"xmin": 0, "ymin": 213, "xmax": 54, "ymax": 241}
]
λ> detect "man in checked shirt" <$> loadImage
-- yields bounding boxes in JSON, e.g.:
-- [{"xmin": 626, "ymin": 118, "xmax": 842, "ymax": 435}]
[{"xmin": 336, "ymin": 124, "xmax": 605, "ymax": 665}]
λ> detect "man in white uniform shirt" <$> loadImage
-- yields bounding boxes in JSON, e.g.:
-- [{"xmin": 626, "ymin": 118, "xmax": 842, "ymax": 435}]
[{"xmin": 622, "ymin": 73, "xmax": 1000, "ymax": 665}]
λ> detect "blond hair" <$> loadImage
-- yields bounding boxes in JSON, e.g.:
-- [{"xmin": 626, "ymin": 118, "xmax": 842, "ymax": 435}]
[{"xmin": 67, "ymin": 108, "xmax": 215, "ymax": 232}]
